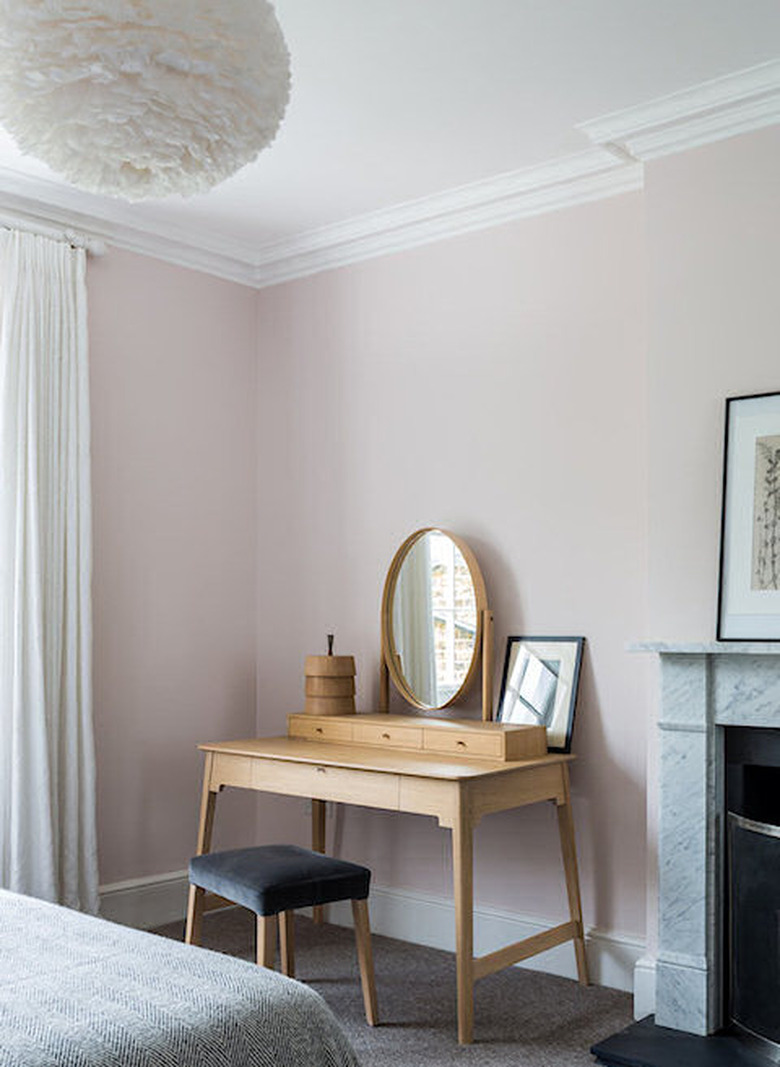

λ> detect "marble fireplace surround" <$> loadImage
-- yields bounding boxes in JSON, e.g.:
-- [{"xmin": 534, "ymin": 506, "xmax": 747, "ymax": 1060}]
[{"xmin": 638, "ymin": 642, "xmax": 780, "ymax": 1037}]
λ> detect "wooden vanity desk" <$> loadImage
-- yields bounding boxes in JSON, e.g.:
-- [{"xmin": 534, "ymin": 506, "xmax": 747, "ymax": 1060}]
[{"xmin": 189, "ymin": 712, "xmax": 589, "ymax": 1044}]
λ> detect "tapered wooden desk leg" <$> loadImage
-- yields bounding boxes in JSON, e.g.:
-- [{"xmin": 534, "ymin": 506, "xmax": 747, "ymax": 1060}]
[
  {"xmin": 312, "ymin": 799, "xmax": 327, "ymax": 924},
  {"xmin": 185, "ymin": 753, "xmax": 217, "ymax": 944},
  {"xmin": 452, "ymin": 789, "xmax": 474, "ymax": 1045},
  {"xmin": 556, "ymin": 765, "xmax": 589, "ymax": 985}
]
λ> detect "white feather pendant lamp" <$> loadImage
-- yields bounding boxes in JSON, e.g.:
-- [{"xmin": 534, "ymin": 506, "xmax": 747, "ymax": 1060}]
[{"xmin": 0, "ymin": 0, "xmax": 291, "ymax": 200}]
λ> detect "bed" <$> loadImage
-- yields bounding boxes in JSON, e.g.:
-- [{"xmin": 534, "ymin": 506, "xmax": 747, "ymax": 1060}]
[{"xmin": 0, "ymin": 889, "xmax": 360, "ymax": 1067}]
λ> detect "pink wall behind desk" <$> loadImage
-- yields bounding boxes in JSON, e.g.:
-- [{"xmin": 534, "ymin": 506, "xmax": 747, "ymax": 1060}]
[
  {"xmin": 80, "ymin": 124, "xmax": 780, "ymax": 966},
  {"xmin": 641, "ymin": 124, "xmax": 780, "ymax": 960},
  {"xmin": 88, "ymin": 249, "xmax": 259, "ymax": 886},
  {"xmin": 254, "ymin": 191, "xmax": 649, "ymax": 941}
]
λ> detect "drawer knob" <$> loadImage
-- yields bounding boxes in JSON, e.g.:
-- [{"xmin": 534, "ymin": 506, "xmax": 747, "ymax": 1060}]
[
  {"xmin": 457, "ymin": 740, "xmax": 467, "ymax": 748},
  {"xmin": 316, "ymin": 766, "xmax": 326, "ymax": 774},
  {"xmin": 315, "ymin": 727, "xmax": 323, "ymax": 734},
  {"xmin": 381, "ymin": 732, "xmax": 391, "ymax": 740}
]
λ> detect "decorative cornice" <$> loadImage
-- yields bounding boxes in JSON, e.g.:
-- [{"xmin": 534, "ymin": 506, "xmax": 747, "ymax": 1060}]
[
  {"xmin": 249, "ymin": 150, "xmax": 642, "ymax": 288},
  {"xmin": 0, "ymin": 150, "xmax": 641, "ymax": 289},
  {"xmin": 0, "ymin": 59, "xmax": 778, "ymax": 287},
  {"xmin": 0, "ymin": 166, "xmax": 260, "ymax": 287},
  {"xmin": 579, "ymin": 59, "xmax": 780, "ymax": 161}
]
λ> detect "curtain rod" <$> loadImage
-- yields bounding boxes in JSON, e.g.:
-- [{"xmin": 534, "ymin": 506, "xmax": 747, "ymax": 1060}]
[{"xmin": 0, "ymin": 213, "xmax": 106, "ymax": 257}]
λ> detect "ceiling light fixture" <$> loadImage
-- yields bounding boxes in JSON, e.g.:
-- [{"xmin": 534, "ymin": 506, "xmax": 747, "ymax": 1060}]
[{"xmin": 0, "ymin": 1, "xmax": 290, "ymax": 201}]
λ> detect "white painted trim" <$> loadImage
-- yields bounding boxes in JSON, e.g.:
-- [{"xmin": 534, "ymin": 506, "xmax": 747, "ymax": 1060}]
[
  {"xmin": 328, "ymin": 884, "xmax": 643, "ymax": 994},
  {"xmin": 99, "ymin": 870, "xmax": 644, "ymax": 995},
  {"xmin": 0, "ymin": 169, "xmax": 260, "ymax": 287},
  {"xmin": 633, "ymin": 954, "xmax": 657, "ymax": 1020},
  {"xmin": 579, "ymin": 59, "xmax": 780, "ymax": 161},
  {"xmin": 99, "ymin": 869, "xmax": 189, "ymax": 929},
  {"xmin": 248, "ymin": 151, "xmax": 642, "ymax": 288},
  {"xmin": 3, "ymin": 60, "xmax": 776, "ymax": 286},
  {"xmin": 0, "ymin": 150, "xmax": 641, "ymax": 289}
]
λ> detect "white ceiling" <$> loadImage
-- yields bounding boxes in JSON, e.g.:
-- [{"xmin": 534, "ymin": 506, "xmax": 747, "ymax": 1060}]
[{"xmin": 1, "ymin": 1, "xmax": 779, "ymax": 276}]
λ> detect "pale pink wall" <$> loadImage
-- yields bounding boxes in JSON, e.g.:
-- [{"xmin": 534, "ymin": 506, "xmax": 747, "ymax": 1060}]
[
  {"xmin": 641, "ymin": 125, "xmax": 780, "ymax": 956},
  {"xmin": 88, "ymin": 249, "xmax": 258, "ymax": 885},
  {"xmin": 254, "ymin": 193, "xmax": 649, "ymax": 939},
  {"xmin": 646, "ymin": 126, "xmax": 780, "ymax": 639},
  {"xmin": 81, "ymin": 123, "xmax": 780, "ymax": 957}
]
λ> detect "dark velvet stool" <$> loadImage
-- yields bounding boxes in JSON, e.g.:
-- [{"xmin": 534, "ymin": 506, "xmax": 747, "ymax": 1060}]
[{"xmin": 186, "ymin": 844, "xmax": 378, "ymax": 1024}]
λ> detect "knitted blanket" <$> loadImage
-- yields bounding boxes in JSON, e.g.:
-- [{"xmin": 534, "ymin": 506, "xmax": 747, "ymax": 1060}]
[{"xmin": 0, "ymin": 889, "xmax": 360, "ymax": 1067}]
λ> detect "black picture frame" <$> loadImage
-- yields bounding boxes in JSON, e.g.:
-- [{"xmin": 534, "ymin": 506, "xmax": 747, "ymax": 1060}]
[
  {"xmin": 717, "ymin": 391, "xmax": 780, "ymax": 641},
  {"xmin": 496, "ymin": 636, "xmax": 584, "ymax": 753}
]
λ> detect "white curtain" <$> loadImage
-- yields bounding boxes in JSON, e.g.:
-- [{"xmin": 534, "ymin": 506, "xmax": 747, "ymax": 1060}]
[{"xmin": 0, "ymin": 229, "xmax": 98, "ymax": 911}]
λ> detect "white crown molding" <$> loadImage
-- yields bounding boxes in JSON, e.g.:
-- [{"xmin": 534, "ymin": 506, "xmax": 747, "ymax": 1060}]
[
  {"xmin": 579, "ymin": 59, "xmax": 780, "ymax": 161},
  {"xmin": 0, "ymin": 149, "xmax": 641, "ymax": 289},
  {"xmin": 0, "ymin": 166, "xmax": 260, "ymax": 287},
  {"xmin": 1, "ymin": 59, "xmax": 778, "ymax": 287},
  {"xmin": 249, "ymin": 150, "xmax": 642, "ymax": 288}
]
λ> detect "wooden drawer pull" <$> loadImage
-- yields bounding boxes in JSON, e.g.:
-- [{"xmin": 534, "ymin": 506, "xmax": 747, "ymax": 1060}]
[
  {"xmin": 382, "ymin": 732, "xmax": 391, "ymax": 740},
  {"xmin": 457, "ymin": 740, "xmax": 467, "ymax": 748},
  {"xmin": 315, "ymin": 726, "xmax": 324, "ymax": 734}
]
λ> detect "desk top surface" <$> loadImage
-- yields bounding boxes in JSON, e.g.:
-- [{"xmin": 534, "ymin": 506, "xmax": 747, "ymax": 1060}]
[{"xmin": 198, "ymin": 736, "xmax": 574, "ymax": 781}]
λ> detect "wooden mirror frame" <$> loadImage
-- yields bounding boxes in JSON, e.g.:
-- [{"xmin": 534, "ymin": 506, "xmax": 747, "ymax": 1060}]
[{"xmin": 379, "ymin": 527, "xmax": 494, "ymax": 721}]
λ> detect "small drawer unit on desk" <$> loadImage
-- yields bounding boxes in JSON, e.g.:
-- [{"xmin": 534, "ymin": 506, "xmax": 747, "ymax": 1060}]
[
  {"xmin": 288, "ymin": 716, "xmax": 354, "ymax": 743},
  {"xmin": 423, "ymin": 729, "xmax": 503, "ymax": 759},
  {"xmin": 287, "ymin": 713, "xmax": 547, "ymax": 761},
  {"xmin": 422, "ymin": 723, "xmax": 546, "ymax": 760},
  {"xmin": 352, "ymin": 721, "xmax": 423, "ymax": 749}
]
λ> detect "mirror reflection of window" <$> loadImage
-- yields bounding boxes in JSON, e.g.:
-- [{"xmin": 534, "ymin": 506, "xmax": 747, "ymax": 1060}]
[
  {"xmin": 393, "ymin": 536, "xmax": 437, "ymax": 706},
  {"xmin": 430, "ymin": 533, "xmax": 476, "ymax": 704},
  {"xmin": 392, "ymin": 530, "xmax": 478, "ymax": 707},
  {"xmin": 501, "ymin": 646, "xmax": 559, "ymax": 726}
]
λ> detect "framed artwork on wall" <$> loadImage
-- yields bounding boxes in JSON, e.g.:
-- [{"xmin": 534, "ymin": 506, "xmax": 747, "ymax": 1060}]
[
  {"xmin": 496, "ymin": 636, "xmax": 584, "ymax": 752},
  {"xmin": 718, "ymin": 391, "xmax": 780, "ymax": 640}
]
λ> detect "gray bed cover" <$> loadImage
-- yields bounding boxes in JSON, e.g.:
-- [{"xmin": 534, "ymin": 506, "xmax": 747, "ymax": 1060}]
[{"xmin": 0, "ymin": 889, "xmax": 361, "ymax": 1067}]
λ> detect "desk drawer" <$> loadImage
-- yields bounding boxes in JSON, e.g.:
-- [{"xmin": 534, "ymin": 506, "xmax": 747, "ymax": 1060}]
[
  {"xmin": 252, "ymin": 758, "xmax": 401, "ymax": 810},
  {"xmin": 352, "ymin": 722, "xmax": 423, "ymax": 750},
  {"xmin": 210, "ymin": 753, "xmax": 256, "ymax": 789},
  {"xmin": 423, "ymin": 729, "xmax": 503, "ymax": 759},
  {"xmin": 288, "ymin": 717, "xmax": 354, "ymax": 743}
]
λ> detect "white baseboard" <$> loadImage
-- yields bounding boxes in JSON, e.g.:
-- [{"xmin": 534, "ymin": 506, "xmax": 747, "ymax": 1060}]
[
  {"xmin": 328, "ymin": 885, "xmax": 643, "ymax": 993},
  {"xmin": 633, "ymin": 954, "xmax": 657, "ymax": 1019},
  {"xmin": 99, "ymin": 869, "xmax": 189, "ymax": 930},
  {"xmin": 100, "ymin": 871, "xmax": 644, "ymax": 996}
]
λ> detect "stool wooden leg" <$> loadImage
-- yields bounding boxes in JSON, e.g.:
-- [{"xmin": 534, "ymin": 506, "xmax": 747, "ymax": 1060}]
[
  {"xmin": 279, "ymin": 911, "xmax": 295, "ymax": 977},
  {"xmin": 351, "ymin": 898, "xmax": 378, "ymax": 1026},
  {"xmin": 257, "ymin": 914, "xmax": 277, "ymax": 969},
  {"xmin": 185, "ymin": 885, "xmax": 205, "ymax": 946}
]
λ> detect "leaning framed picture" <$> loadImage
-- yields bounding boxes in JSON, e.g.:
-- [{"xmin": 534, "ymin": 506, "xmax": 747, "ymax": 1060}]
[
  {"xmin": 496, "ymin": 636, "xmax": 584, "ymax": 752},
  {"xmin": 718, "ymin": 391, "xmax": 780, "ymax": 640}
]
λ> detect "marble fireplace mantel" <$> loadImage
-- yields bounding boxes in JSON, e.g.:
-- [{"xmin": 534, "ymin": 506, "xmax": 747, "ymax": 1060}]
[{"xmin": 635, "ymin": 641, "xmax": 780, "ymax": 1036}]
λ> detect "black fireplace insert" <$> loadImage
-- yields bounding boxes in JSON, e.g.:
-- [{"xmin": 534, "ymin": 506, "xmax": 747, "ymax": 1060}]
[{"xmin": 727, "ymin": 727, "xmax": 780, "ymax": 1062}]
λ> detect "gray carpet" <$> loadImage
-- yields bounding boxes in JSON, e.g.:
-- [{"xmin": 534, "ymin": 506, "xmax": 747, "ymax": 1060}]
[{"xmin": 153, "ymin": 909, "xmax": 631, "ymax": 1066}]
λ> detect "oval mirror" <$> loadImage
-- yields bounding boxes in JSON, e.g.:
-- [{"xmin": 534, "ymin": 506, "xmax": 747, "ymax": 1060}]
[{"xmin": 381, "ymin": 528, "xmax": 487, "ymax": 710}]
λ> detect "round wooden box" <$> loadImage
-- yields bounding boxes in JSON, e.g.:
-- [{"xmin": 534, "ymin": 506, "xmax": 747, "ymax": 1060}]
[{"xmin": 304, "ymin": 654, "xmax": 356, "ymax": 716}]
